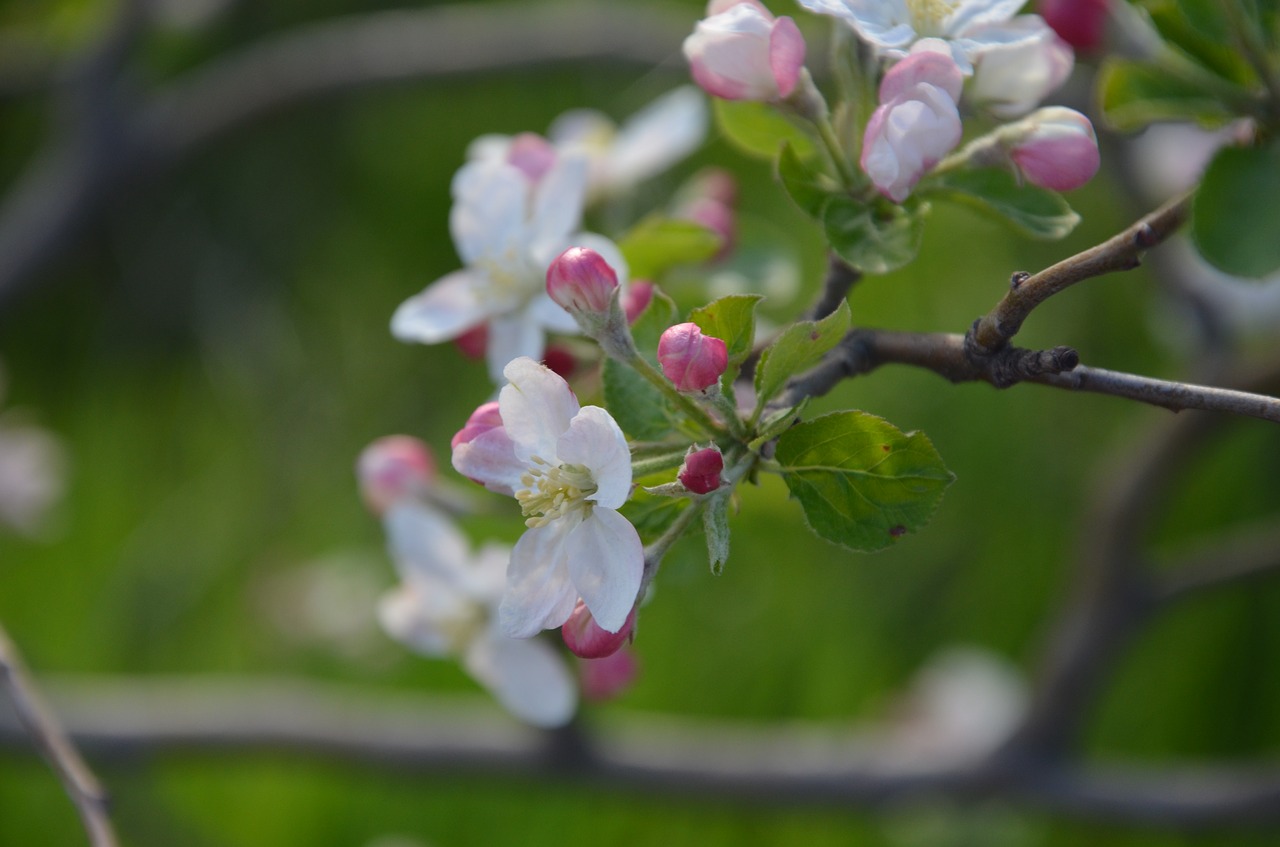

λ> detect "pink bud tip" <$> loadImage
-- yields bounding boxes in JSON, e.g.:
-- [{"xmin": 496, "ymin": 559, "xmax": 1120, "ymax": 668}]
[
  {"xmin": 1011, "ymin": 108, "xmax": 1100, "ymax": 192},
  {"xmin": 453, "ymin": 323, "xmax": 488, "ymax": 360},
  {"xmin": 1038, "ymin": 0, "xmax": 1108, "ymax": 52},
  {"xmin": 580, "ymin": 648, "xmax": 640, "ymax": 702},
  {"xmin": 623, "ymin": 280, "xmax": 654, "ymax": 324},
  {"xmin": 562, "ymin": 599, "xmax": 637, "ymax": 658},
  {"xmin": 546, "ymin": 247, "xmax": 619, "ymax": 316},
  {"xmin": 357, "ymin": 435, "xmax": 435, "ymax": 515},
  {"xmin": 679, "ymin": 446, "xmax": 724, "ymax": 494},
  {"xmin": 450, "ymin": 401, "xmax": 503, "ymax": 451},
  {"xmin": 657, "ymin": 323, "xmax": 729, "ymax": 392}
]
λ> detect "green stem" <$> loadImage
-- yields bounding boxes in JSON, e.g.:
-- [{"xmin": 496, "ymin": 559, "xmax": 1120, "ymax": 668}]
[
  {"xmin": 630, "ymin": 446, "xmax": 691, "ymax": 479},
  {"xmin": 627, "ymin": 352, "xmax": 728, "ymax": 437},
  {"xmin": 639, "ymin": 498, "xmax": 704, "ymax": 595},
  {"xmin": 815, "ymin": 116, "xmax": 860, "ymax": 190}
]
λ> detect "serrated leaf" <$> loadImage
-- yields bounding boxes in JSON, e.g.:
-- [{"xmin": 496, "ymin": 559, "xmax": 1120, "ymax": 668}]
[
  {"xmin": 775, "ymin": 411, "xmax": 954, "ymax": 552},
  {"xmin": 703, "ymin": 493, "xmax": 731, "ymax": 575},
  {"xmin": 1097, "ymin": 58, "xmax": 1237, "ymax": 131},
  {"xmin": 690, "ymin": 294, "xmax": 763, "ymax": 368},
  {"xmin": 619, "ymin": 217, "xmax": 723, "ymax": 279},
  {"xmin": 777, "ymin": 141, "xmax": 837, "ymax": 219},
  {"xmin": 823, "ymin": 196, "xmax": 924, "ymax": 274},
  {"xmin": 1192, "ymin": 142, "xmax": 1280, "ymax": 278},
  {"xmin": 924, "ymin": 168, "xmax": 1080, "ymax": 240},
  {"xmin": 754, "ymin": 300, "xmax": 851, "ymax": 407},
  {"xmin": 714, "ymin": 99, "xmax": 816, "ymax": 160}
]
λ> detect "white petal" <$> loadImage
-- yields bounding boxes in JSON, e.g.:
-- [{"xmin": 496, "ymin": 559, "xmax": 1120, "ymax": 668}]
[
  {"xmin": 451, "ymin": 425, "xmax": 525, "ymax": 497},
  {"xmin": 390, "ymin": 270, "xmax": 493, "ymax": 344},
  {"xmin": 947, "ymin": 0, "xmax": 1028, "ymax": 36},
  {"xmin": 499, "ymin": 521, "xmax": 579, "ymax": 637},
  {"xmin": 465, "ymin": 133, "xmax": 513, "ymax": 164},
  {"xmin": 529, "ymin": 153, "xmax": 588, "ymax": 249},
  {"xmin": 606, "ymin": 87, "xmax": 707, "ymax": 191},
  {"xmin": 499, "ymin": 357, "xmax": 579, "ymax": 462},
  {"xmin": 463, "ymin": 632, "xmax": 578, "ymax": 727},
  {"xmin": 377, "ymin": 584, "xmax": 473, "ymax": 658},
  {"xmin": 556, "ymin": 406, "xmax": 632, "ymax": 510},
  {"xmin": 526, "ymin": 292, "xmax": 580, "ymax": 335},
  {"xmin": 566, "ymin": 509, "xmax": 643, "ymax": 634},
  {"xmin": 485, "ymin": 312, "xmax": 547, "ymax": 385},
  {"xmin": 450, "ymin": 159, "xmax": 530, "ymax": 265},
  {"xmin": 384, "ymin": 501, "xmax": 472, "ymax": 587}
]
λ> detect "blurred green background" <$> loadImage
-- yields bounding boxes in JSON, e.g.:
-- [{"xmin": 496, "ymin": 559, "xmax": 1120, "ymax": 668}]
[{"xmin": 1, "ymin": 1, "xmax": 1278, "ymax": 845}]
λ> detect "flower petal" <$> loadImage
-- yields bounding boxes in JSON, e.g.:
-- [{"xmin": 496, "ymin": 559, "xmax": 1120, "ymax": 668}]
[
  {"xmin": 390, "ymin": 270, "xmax": 494, "ymax": 344},
  {"xmin": 485, "ymin": 313, "xmax": 547, "ymax": 385},
  {"xmin": 377, "ymin": 583, "xmax": 475, "ymax": 658},
  {"xmin": 384, "ymin": 501, "xmax": 472, "ymax": 587},
  {"xmin": 529, "ymin": 153, "xmax": 588, "ymax": 250},
  {"xmin": 499, "ymin": 357, "xmax": 579, "ymax": 462},
  {"xmin": 463, "ymin": 630, "xmax": 578, "ymax": 727},
  {"xmin": 499, "ymin": 521, "xmax": 579, "ymax": 637},
  {"xmin": 566, "ymin": 508, "xmax": 643, "ymax": 634},
  {"xmin": 451, "ymin": 424, "xmax": 525, "ymax": 497},
  {"xmin": 450, "ymin": 159, "xmax": 529, "ymax": 265},
  {"xmin": 556, "ymin": 406, "xmax": 632, "ymax": 509},
  {"xmin": 605, "ymin": 87, "xmax": 707, "ymax": 192}
]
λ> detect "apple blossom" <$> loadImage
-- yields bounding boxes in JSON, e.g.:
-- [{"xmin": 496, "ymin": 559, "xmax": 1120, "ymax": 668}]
[
  {"xmin": 1009, "ymin": 107, "xmax": 1100, "ymax": 191},
  {"xmin": 683, "ymin": 1, "xmax": 806, "ymax": 102},
  {"xmin": 678, "ymin": 445, "xmax": 725, "ymax": 494},
  {"xmin": 390, "ymin": 141, "xmax": 628, "ymax": 383},
  {"xmin": 357, "ymin": 435, "xmax": 436, "ymax": 516},
  {"xmin": 861, "ymin": 46, "xmax": 964, "ymax": 203},
  {"xmin": 452, "ymin": 357, "xmax": 644, "ymax": 637},
  {"xmin": 968, "ymin": 17, "xmax": 1073, "ymax": 118},
  {"xmin": 377, "ymin": 501, "xmax": 578, "ymax": 728},
  {"xmin": 546, "ymin": 246, "xmax": 619, "ymax": 320},
  {"xmin": 658, "ymin": 323, "xmax": 729, "ymax": 392}
]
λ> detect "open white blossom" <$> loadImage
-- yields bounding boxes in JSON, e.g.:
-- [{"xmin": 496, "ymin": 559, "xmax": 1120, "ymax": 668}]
[
  {"xmin": 390, "ymin": 147, "xmax": 626, "ymax": 383},
  {"xmin": 378, "ymin": 501, "xmax": 578, "ymax": 728},
  {"xmin": 452, "ymin": 357, "xmax": 643, "ymax": 638}
]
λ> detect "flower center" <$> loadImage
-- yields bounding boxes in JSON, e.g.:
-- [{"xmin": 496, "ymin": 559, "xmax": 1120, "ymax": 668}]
[
  {"xmin": 515, "ymin": 456, "xmax": 598, "ymax": 528},
  {"xmin": 905, "ymin": 0, "xmax": 957, "ymax": 33},
  {"xmin": 474, "ymin": 248, "xmax": 540, "ymax": 310}
]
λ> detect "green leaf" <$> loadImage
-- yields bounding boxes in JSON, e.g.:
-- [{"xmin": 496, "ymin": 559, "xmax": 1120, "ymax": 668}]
[
  {"xmin": 1097, "ymin": 58, "xmax": 1237, "ymax": 131},
  {"xmin": 777, "ymin": 142, "xmax": 837, "ymax": 219},
  {"xmin": 619, "ymin": 217, "xmax": 723, "ymax": 279},
  {"xmin": 629, "ymin": 285, "xmax": 678, "ymax": 352},
  {"xmin": 703, "ymin": 493, "xmax": 731, "ymax": 575},
  {"xmin": 689, "ymin": 294, "xmax": 763, "ymax": 368},
  {"xmin": 822, "ymin": 197, "xmax": 924, "ymax": 274},
  {"xmin": 602, "ymin": 287, "xmax": 678, "ymax": 440},
  {"xmin": 775, "ymin": 411, "xmax": 954, "ymax": 552},
  {"xmin": 1192, "ymin": 142, "xmax": 1280, "ymax": 278},
  {"xmin": 754, "ymin": 300, "xmax": 851, "ymax": 407},
  {"xmin": 714, "ymin": 99, "xmax": 816, "ymax": 160},
  {"xmin": 621, "ymin": 490, "xmax": 689, "ymax": 538},
  {"xmin": 924, "ymin": 168, "xmax": 1080, "ymax": 240},
  {"xmin": 749, "ymin": 397, "xmax": 810, "ymax": 451}
]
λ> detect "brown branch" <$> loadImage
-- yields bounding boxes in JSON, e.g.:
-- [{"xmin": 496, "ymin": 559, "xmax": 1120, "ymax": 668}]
[
  {"xmin": 0, "ymin": 624, "xmax": 118, "ymax": 847},
  {"xmin": 1, "ymin": 675, "xmax": 1279, "ymax": 827},
  {"xmin": 969, "ymin": 193, "xmax": 1192, "ymax": 354}
]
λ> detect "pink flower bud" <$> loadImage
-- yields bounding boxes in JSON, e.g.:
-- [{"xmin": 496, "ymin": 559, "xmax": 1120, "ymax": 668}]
[
  {"xmin": 657, "ymin": 323, "xmax": 729, "ymax": 392},
  {"xmin": 1010, "ymin": 107, "xmax": 1100, "ymax": 192},
  {"xmin": 506, "ymin": 132, "xmax": 557, "ymax": 184},
  {"xmin": 357, "ymin": 435, "xmax": 436, "ymax": 515},
  {"xmin": 622, "ymin": 280, "xmax": 654, "ymax": 324},
  {"xmin": 683, "ymin": 2, "xmax": 806, "ymax": 102},
  {"xmin": 546, "ymin": 246, "xmax": 619, "ymax": 317},
  {"xmin": 580, "ymin": 648, "xmax": 640, "ymax": 702},
  {"xmin": 861, "ymin": 49, "xmax": 963, "ymax": 203},
  {"xmin": 450, "ymin": 401, "xmax": 503, "ymax": 451},
  {"xmin": 562, "ymin": 599, "xmax": 637, "ymax": 658},
  {"xmin": 679, "ymin": 446, "xmax": 724, "ymax": 494},
  {"xmin": 542, "ymin": 344, "xmax": 578, "ymax": 380},
  {"xmin": 453, "ymin": 323, "xmax": 488, "ymax": 360},
  {"xmin": 1039, "ymin": 0, "xmax": 1108, "ymax": 52}
]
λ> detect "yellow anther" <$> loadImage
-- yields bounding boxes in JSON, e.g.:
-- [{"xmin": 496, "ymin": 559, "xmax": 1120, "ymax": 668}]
[{"xmin": 514, "ymin": 461, "xmax": 598, "ymax": 528}]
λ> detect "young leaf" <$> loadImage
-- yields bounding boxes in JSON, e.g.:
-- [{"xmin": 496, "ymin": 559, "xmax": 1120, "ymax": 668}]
[
  {"xmin": 1097, "ymin": 58, "xmax": 1237, "ymax": 131},
  {"xmin": 714, "ymin": 99, "xmax": 817, "ymax": 160},
  {"xmin": 1192, "ymin": 142, "xmax": 1280, "ymax": 278},
  {"xmin": 753, "ymin": 300, "xmax": 851, "ymax": 408},
  {"xmin": 703, "ymin": 493, "xmax": 731, "ymax": 575},
  {"xmin": 822, "ymin": 196, "xmax": 924, "ymax": 274},
  {"xmin": 619, "ymin": 217, "xmax": 723, "ymax": 279},
  {"xmin": 604, "ymin": 358, "xmax": 673, "ymax": 440},
  {"xmin": 690, "ymin": 294, "xmax": 764, "ymax": 367},
  {"xmin": 777, "ymin": 141, "xmax": 836, "ymax": 219},
  {"xmin": 924, "ymin": 168, "xmax": 1080, "ymax": 240},
  {"xmin": 775, "ymin": 411, "xmax": 954, "ymax": 552}
]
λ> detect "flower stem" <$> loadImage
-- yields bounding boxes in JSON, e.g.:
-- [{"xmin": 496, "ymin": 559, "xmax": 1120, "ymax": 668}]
[{"xmin": 626, "ymin": 352, "xmax": 729, "ymax": 437}]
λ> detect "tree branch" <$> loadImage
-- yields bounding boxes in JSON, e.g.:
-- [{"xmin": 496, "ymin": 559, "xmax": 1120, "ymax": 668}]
[
  {"xmin": 1, "ymin": 675, "xmax": 1278, "ymax": 827},
  {"xmin": 0, "ymin": 624, "xmax": 118, "ymax": 847}
]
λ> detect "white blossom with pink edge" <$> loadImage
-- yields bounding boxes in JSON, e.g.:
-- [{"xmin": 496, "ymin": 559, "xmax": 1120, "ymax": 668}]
[
  {"xmin": 861, "ymin": 43, "xmax": 964, "ymax": 203},
  {"xmin": 683, "ymin": 1, "xmax": 806, "ymax": 102},
  {"xmin": 968, "ymin": 16, "xmax": 1073, "ymax": 118},
  {"xmin": 452, "ymin": 357, "xmax": 643, "ymax": 638},
  {"xmin": 1008, "ymin": 107, "xmax": 1100, "ymax": 192},
  {"xmin": 390, "ymin": 140, "xmax": 627, "ymax": 384},
  {"xmin": 378, "ymin": 501, "xmax": 578, "ymax": 728}
]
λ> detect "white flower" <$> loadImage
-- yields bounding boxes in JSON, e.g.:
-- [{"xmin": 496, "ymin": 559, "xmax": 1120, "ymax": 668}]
[
  {"xmin": 390, "ymin": 147, "xmax": 627, "ymax": 383},
  {"xmin": 378, "ymin": 501, "xmax": 578, "ymax": 728},
  {"xmin": 682, "ymin": 1, "xmax": 807, "ymax": 103},
  {"xmin": 470, "ymin": 88, "xmax": 708, "ymax": 202},
  {"xmin": 452, "ymin": 357, "xmax": 643, "ymax": 638},
  {"xmin": 968, "ymin": 16, "xmax": 1072, "ymax": 118},
  {"xmin": 797, "ymin": 0, "xmax": 1055, "ymax": 73}
]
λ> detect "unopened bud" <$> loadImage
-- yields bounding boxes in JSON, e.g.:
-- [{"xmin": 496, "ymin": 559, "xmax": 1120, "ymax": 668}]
[
  {"xmin": 562, "ymin": 599, "xmax": 636, "ymax": 658},
  {"xmin": 453, "ymin": 323, "xmax": 488, "ymax": 360},
  {"xmin": 579, "ymin": 647, "xmax": 640, "ymax": 702},
  {"xmin": 1009, "ymin": 107, "xmax": 1100, "ymax": 192},
  {"xmin": 542, "ymin": 344, "xmax": 578, "ymax": 380},
  {"xmin": 683, "ymin": 1, "xmax": 806, "ymax": 102},
  {"xmin": 658, "ymin": 323, "xmax": 728, "ymax": 392},
  {"xmin": 679, "ymin": 445, "xmax": 724, "ymax": 494},
  {"xmin": 357, "ymin": 436, "xmax": 436, "ymax": 515},
  {"xmin": 547, "ymin": 247, "xmax": 619, "ymax": 320},
  {"xmin": 450, "ymin": 402, "xmax": 503, "ymax": 450},
  {"xmin": 1039, "ymin": 0, "xmax": 1109, "ymax": 52}
]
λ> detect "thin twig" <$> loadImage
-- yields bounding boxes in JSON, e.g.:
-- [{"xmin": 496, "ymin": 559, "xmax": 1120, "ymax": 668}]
[
  {"xmin": 1, "ymin": 675, "xmax": 1279, "ymax": 827},
  {"xmin": 0, "ymin": 623, "xmax": 118, "ymax": 847}
]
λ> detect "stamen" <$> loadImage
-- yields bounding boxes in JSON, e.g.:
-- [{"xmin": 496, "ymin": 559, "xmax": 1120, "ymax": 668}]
[
  {"xmin": 515, "ymin": 460, "xmax": 598, "ymax": 528},
  {"xmin": 905, "ymin": 0, "xmax": 957, "ymax": 33}
]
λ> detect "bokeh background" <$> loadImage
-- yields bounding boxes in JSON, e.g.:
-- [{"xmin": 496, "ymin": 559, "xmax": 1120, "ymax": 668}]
[{"xmin": 1, "ymin": 1, "xmax": 1278, "ymax": 845}]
